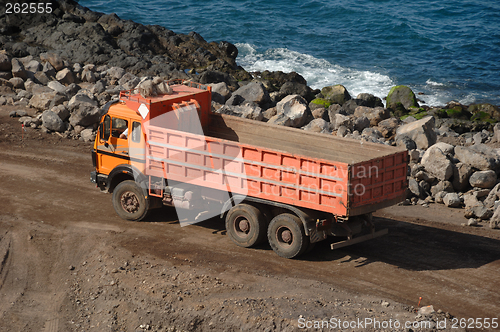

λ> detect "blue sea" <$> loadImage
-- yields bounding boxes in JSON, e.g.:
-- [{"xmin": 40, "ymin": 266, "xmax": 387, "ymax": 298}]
[{"xmin": 78, "ymin": 0, "xmax": 500, "ymax": 107}]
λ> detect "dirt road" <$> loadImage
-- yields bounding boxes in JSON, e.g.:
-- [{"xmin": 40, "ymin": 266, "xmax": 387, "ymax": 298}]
[{"xmin": 0, "ymin": 109, "xmax": 499, "ymax": 331}]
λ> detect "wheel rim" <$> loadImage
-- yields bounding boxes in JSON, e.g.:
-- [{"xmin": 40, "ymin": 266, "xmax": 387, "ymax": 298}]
[
  {"xmin": 234, "ymin": 215, "xmax": 251, "ymax": 237},
  {"xmin": 275, "ymin": 225, "xmax": 294, "ymax": 248},
  {"xmin": 120, "ymin": 191, "xmax": 140, "ymax": 214}
]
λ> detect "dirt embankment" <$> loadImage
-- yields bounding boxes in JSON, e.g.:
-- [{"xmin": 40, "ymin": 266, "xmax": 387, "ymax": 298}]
[{"xmin": 0, "ymin": 108, "xmax": 499, "ymax": 331}]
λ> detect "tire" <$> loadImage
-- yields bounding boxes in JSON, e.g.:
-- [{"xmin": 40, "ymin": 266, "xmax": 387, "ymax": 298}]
[
  {"xmin": 267, "ymin": 213, "xmax": 309, "ymax": 259},
  {"xmin": 225, "ymin": 204, "xmax": 268, "ymax": 248},
  {"xmin": 112, "ymin": 180, "xmax": 151, "ymax": 221}
]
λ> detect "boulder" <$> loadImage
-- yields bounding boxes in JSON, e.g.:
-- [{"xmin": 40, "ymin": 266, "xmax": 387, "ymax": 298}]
[
  {"xmin": 210, "ymin": 82, "xmax": 232, "ymax": 104},
  {"xmin": 262, "ymin": 107, "xmax": 277, "ymax": 122},
  {"xmin": 327, "ymin": 104, "xmax": 343, "ymax": 123},
  {"xmin": 489, "ymin": 205, "xmax": 500, "ymax": 229},
  {"xmin": 484, "ymin": 183, "xmax": 500, "ymax": 209},
  {"xmin": 25, "ymin": 60, "xmax": 41, "ymax": 76},
  {"xmin": 0, "ymin": 53, "xmax": 12, "ymax": 71},
  {"xmin": 68, "ymin": 93, "xmax": 98, "ymax": 109},
  {"xmin": 386, "ymin": 85, "xmax": 419, "ymax": 111},
  {"xmin": 443, "ymin": 193, "xmax": 461, "ymax": 208},
  {"xmin": 40, "ymin": 52, "xmax": 65, "ymax": 71},
  {"xmin": 468, "ymin": 103, "xmax": 500, "ymax": 122},
  {"xmin": 42, "ymin": 110, "xmax": 66, "ymax": 132},
  {"xmin": 493, "ymin": 123, "xmax": 500, "ymax": 143},
  {"xmin": 226, "ymin": 82, "xmax": 271, "ymax": 107},
  {"xmin": 435, "ymin": 191, "xmax": 447, "ymax": 204},
  {"xmin": 51, "ymin": 105, "xmax": 70, "ymax": 122},
  {"xmin": 9, "ymin": 77, "xmax": 25, "ymax": 89},
  {"xmin": 415, "ymin": 170, "xmax": 435, "ymax": 183},
  {"xmin": 408, "ymin": 178, "xmax": 424, "ymax": 198},
  {"xmin": 274, "ymin": 94, "xmax": 310, "ymax": 128},
  {"xmin": 68, "ymin": 93, "xmax": 100, "ymax": 127},
  {"xmin": 473, "ymin": 131, "xmax": 488, "ymax": 145},
  {"xmin": 56, "ymin": 68, "xmax": 76, "ymax": 84},
  {"xmin": 469, "ymin": 170, "xmax": 497, "ymax": 189},
  {"xmin": 464, "ymin": 205, "xmax": 493, "ymax": 220},
  {"xmin": 361, "ymin": 127, "xmax": 383, "ymax": 140},
  {"xmin": 377, "ymin": 117, "xmax": 400, "ymax": 138},
  {"xmin": 217, "ymin": 103, "xmax": 263, "ymax": 121},
  {"xmin": 341, "ymin": 99, "xmax": 365, "ymax": 115},
  {"xmin": 452, "ymin": 162, "xmax": 473, "ymax": 192},
  {"xmin": 336, "ymin": 126, "xmax": 350, "ymax": 137},
  {"xmin": 81, "ymin": 69, "xmax": 97, "ymax": 83},
  {"xmin": 430, "ymin": 180, "xmax": 454, "ymax": 197},
  {"xmin": 29, "ymin": 91, "xmax": 57, "ymax": 110},
  {"xmin": 454, "ymin": 145, "xmax": 496, "ymax": 171},
  {"xmin": 106, "ymin": 67, "xmax": 126, "ymax": 80},
  {"xmin": 311, "ymin": 107, "xmax": 329, "ymax": 121},
  {"xmin": 302, "ymin": 118, "xmax": 331, "ymax": 133},
  {"xmin": 42, "ymin": 61, "xmax": 56, "ymax": 78},
  {"xmin": 279, "ymin": 82, "xmax": 312, "ymax": 101},
  {"xmin": 356, "ymin": 93, "xmax": 384, "ymax": 108},
  {"xmin": 395, "ymin": 116, "xmax": 437, "ymax": 150},
  {"xmin": 462, "ymin": 191, "xmax": 484, "ymax": 208},
  {"xmin": 353, "ymin": 106, "xmax": 390, "ymax": 126},
  {"xmin": 47, "ymin": 80, "xmax": 67, "ymax": 94},
  {"xmin": 354, "ymin": 116, "xmax": 370, "ymax": 133},
  {"xmin": 11, "ymin": 58, "xmax": 27, "ymax": 80},
  {"xmin": 321, "ymin": 84, "xmax": 351, "ymax": 106},
  {"xmin": 432, "ymin": 142, "xmax": 455, "ymax": 156},
  {"xmin": 334, "ymin": 114, "xmax": 353, "ymax": 131},
  {"xmin": 0, "ymin": 71, "xmax": 12, "ymax": 80},
  {"xmin": 421, "ymin": 145, "xmax": 453, "ymax": 181},
  {"xmin": 34, "ymin": 72, "xmax": 50, "ymax": 85},
  {"xmin": 80, "ymin": 128, "xmax": 96, "ymax": 142},
  {"xmin": 395, "ymin": 136, "xmax": 417, "ymax": 150},
  {"xmin": 69, "ymin": 105, "xmax": 101, "ymax": 127}
]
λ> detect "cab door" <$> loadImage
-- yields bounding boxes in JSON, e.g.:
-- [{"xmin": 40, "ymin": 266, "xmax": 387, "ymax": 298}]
[
  {"xmin": 128, "ymin": 120, "xmax": 146, "ymax": 174},
  {"xmin": 95, "ymin": 115, "xmax": 130, "ymax": 175}
]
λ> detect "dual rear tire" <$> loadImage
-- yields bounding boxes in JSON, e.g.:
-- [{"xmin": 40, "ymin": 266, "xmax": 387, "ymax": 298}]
[{"xmin": 225, "ymin": 204, "xmax": 309, "ymax": 258}]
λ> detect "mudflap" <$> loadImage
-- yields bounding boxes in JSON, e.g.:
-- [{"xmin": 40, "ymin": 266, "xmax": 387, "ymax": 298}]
[{"xmin": 330, "ymin": 228, "xmax": 388, "ymax": 250}]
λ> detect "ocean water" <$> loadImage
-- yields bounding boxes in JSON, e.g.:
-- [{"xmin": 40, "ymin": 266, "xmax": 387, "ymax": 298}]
[{"xmin": 79, "ymin": 0, "xmax": 500, "ymax": 107}]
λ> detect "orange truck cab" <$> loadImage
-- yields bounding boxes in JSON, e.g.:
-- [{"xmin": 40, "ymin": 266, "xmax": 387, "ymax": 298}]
[{"xmin": 91, "ymin": 80, "xmax": 408, "ymax": 258}]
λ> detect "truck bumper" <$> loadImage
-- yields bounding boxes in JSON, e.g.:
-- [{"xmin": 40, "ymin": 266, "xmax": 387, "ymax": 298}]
[
  {"xmin": 90, "ymin": 171, "xmax": 97, "ymax": 184},
  {"xmin": 90, "ymin": 171, "xmax": 108, "ymax": 191}
]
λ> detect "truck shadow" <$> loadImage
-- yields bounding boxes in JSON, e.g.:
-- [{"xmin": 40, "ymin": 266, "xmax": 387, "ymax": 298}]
[
  {"xmin": 147, "ymin": 208, "xmax": 500, "ymax": 272},
  {"xmin": 301, "ymin": 216, "xmax": 500, "ymax": 271}
]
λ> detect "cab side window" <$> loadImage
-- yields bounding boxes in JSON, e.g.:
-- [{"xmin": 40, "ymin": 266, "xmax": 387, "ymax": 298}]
[
  {"xmin": 131, "ymin": 121, "xmax": 141, "ymax": 143},
  {"xmin": 111, "ymin": 118, "xmax": 128, "ymax": 138}
]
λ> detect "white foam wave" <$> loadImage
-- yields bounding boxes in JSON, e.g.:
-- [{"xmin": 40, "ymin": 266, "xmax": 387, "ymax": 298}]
[
  {"xmin": 236, "ymin": 44, "xmax": 477, "ymax": 107},
  {"xmin": 236, "ymin": 43, "xmax": 393, "ymax": 101}
]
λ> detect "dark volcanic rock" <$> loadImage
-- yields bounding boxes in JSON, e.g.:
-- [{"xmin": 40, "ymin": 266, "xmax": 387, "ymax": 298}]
[{"xmin": 0, "ymin": 0, "xmax": 248, "ymax": 80}]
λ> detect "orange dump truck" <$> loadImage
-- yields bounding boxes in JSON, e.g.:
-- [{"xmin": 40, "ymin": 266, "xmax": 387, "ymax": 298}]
[{"xmin": 91, "ymin": 80, "xmax": 408, "ymax": 258}]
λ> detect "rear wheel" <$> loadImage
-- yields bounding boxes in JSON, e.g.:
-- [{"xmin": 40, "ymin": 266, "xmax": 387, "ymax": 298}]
[
  {"xmin": 268, "ymin": 213, "xmax": 309, "ymax": 258},
  {"xmin": 225, "ymin": 204, "xmax": 268, "ymax": 248},
  {"xmin": 112, "ymin": 180, "xmax": 151, "ymax": 221}
]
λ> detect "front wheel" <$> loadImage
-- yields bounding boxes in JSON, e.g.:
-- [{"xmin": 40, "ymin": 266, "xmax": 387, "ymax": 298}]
[
  {"xmin": 112, "ymin": 180, "xmax": 151, "ymax": 221},
  {"xmin": 268, "ymin": 213, "xmax": 309, "ymax": 259}
]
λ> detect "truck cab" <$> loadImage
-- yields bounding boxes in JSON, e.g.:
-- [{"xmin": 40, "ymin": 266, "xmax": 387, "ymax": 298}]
[{"xmin": 91, "ymin": 101, "xmax": 146, "ymax": 190}]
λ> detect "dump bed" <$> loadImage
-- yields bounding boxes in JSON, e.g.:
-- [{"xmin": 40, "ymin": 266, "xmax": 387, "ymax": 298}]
[{"xmin": 144, "ymin": 113, "xmax": 407, "ymax": 218}]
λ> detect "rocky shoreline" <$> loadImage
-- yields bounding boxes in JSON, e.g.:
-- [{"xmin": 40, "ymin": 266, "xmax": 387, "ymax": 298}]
[{"xmin": 2, "ymin": 0, "xmax": 500, "ymax": 230}]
